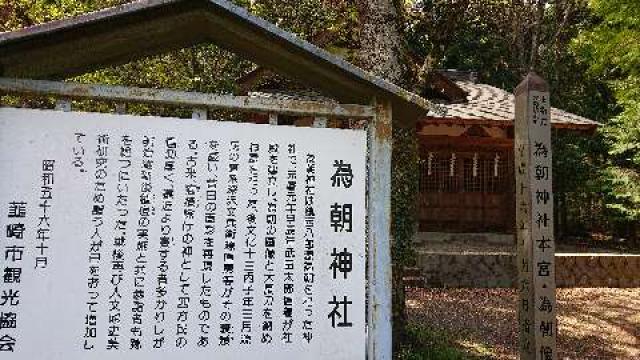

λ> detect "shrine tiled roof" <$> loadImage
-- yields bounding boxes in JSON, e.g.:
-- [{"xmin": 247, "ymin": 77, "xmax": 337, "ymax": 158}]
[{"xmin": 425, "ymin": 81, "xmax": 599, "ymax": 130}]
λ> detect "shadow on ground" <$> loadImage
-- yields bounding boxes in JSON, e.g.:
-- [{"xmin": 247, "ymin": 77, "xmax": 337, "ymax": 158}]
[{"xmin": 406, "ymin": 288, "xmax": 639, "ymax": 359}]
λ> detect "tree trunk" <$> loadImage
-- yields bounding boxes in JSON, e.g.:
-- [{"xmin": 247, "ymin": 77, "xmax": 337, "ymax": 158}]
[
  {"xmin": 355, "ymin": 0, "xmax": 411, "ymax": 86},
  {"xmin": 355, "ymin": 0, "xmax": 413, "ymax": 352},
  {"xmin": 529, "ymin": 0, "xmax": 546, "ymax": 71}
]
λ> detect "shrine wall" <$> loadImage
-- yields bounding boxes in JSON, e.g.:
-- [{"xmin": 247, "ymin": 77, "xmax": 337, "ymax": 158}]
[{"xmin": 412, "ymin": 253, "xmax": 640, "ymax": 288}]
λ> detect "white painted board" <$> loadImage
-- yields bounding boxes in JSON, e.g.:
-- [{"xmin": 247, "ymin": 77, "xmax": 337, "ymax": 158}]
[{"xmin": 0, "ymin": 107, "xmax": 366, "ymax": 359}]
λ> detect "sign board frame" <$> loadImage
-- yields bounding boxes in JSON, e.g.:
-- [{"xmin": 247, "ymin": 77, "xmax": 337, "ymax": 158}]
[{"xmin": 0, "ymin": 77, "xmax": 393, "ymax": 360}]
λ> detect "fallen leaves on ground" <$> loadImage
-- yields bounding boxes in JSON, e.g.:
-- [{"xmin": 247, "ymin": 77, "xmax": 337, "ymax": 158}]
[{"xmin": 407, "ymin": 288, "xmax": 640, "ymax": 359}]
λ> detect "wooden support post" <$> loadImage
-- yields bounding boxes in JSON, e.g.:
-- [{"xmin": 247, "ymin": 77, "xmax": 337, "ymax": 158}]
[
  {"xmin": 268, "ymin": 113, "xmax": 278, "ymax": 125},
  {"xmin": 0, "ymin": 78, "xmax": 375, "ymax": 119},
  {"xmin": 55, "ymin": 99, "xmax": 71, "ymax": 112},
  {"xmin": 313, "ymin": 116, "xmax": 327, "ymax": 128},
  {"xmin": 115, "ymin": 103, "xmax": 126, "ymax": 115},
  {"xmin": 192, "ymin": 108, "xmax": 207, "ymax": 120},
  {"xmin": 367, "ymin": 98, "xmax": 392, "ymax": 360},
  {"xmin": 515, "ymin": 73, "xmax": 557, "ymax": 360}
]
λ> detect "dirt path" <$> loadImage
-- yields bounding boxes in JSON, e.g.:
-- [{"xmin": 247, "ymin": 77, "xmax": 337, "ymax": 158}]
[{"xmin": 407, "ymin": 288, "xmax": 640, "ymax": 359}]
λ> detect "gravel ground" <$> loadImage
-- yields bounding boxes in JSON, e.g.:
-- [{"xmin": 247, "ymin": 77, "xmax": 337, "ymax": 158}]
[{"xmin": 406, "ymin": 288, "xmax": 640, "ymax": 359}]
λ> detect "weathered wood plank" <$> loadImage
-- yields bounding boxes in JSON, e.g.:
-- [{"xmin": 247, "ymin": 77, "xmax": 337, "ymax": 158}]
[
  {"xmin": 367, "ymin": 98, "xmax": 393, "ymax": 360},
  {"xmin": 268, "ymin": 113, "xmax": 278, "ymax": 125},
  {"xmin": 515, "ymin": 73, "xmax": 557, "ymax": 360},
  {"xmin": 191, "ymin": 108, "xmax": 207, "ymax": 120},
  {"xmin": 0, "ymin": 77, "xmax": 375, "ymax": 119},
  {"xmin": 55, "ymin": 99, "xmax": 71, "ymax": 112},
  {"xmin": 115, "ymin": 103, "xmax": 126, "ymax": 115},
  {"xmin": 313, "ymin": 116, "xmax": 327, "ymax": 128}
]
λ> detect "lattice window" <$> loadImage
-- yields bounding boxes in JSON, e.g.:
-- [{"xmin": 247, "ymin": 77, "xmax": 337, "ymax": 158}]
[
  {"xmin": 419, "ymin": 151, "xmax": 459, "ymax": 193},
  {"xmin": 420, "ymin": 150, "xmax": 510, "ymax": 194},
  {"xmin": 463, "ymin": 157, "xmax": 481, "ymax": 192},
  {"xmin": 463, "ymin": 152, "xmax": 509, "ymax": 193}
]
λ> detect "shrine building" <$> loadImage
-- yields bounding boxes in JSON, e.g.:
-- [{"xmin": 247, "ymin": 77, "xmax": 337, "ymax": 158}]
[{"xmin": 416, "ymin": 70, "xmax": 598, "ymax": 241}]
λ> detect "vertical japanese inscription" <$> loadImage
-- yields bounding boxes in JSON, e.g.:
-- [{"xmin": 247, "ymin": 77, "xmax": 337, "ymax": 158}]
[
  {"xmin": 261, "ymin": 143, "xmax": 279, "ymax": 345},
  {"xmin": 302, "ymin": 154, "xmax": 316, "ymax": 343},
  {"xmin": 154, "ymin": 136, "xmax": 178, "ymax": 349},
  {"xmin": 0, "ymin": 108, "xmax": 367, "ymax": 360},
  {"xmin": 36, "ymin": 160, "xmax": 55, "ymax": 269},
  {"xmin": 198, "ymin": 139, "xmax": 219, "ymax": 348},
  {"xmin": 107, "ymin": 135, "xmax": 132, "ymax": 350},
  {"xmin": 515, "ymin": 74, "xmax": 557, "ymax": 360},
  {"xmin": 131, "ymin": 136, "xmax": 156, "ymax": 350},
  {"xmin": 177, "ymin": 139, "xmax": 199, "ymax": 348},
  {"xmin": 1, "ymin": 200, "xmax": 28, "ymax": 353},
  {"xmin": 241, "ymin": 143, "xmax": 259, "ymax": 345},
  {"xmin": 282, "ymin": 144, "xmax": 297, "ymax": 344},
  {"xmin": 84, "ymin": 133, "xmax": 109, "ymax": 351},
  {"xmin": 220, "ymin": 140, "xmax": 240, "ymax": 346},
  {"xmin": 328, "ymin": 160, "xmax": 355, "ymax": 329}
]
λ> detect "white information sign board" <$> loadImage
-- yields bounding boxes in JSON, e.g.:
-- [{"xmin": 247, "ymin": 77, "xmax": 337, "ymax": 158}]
[{"xmin": 0, "ymin": 108, "xmax": 367, "ymax": 359}]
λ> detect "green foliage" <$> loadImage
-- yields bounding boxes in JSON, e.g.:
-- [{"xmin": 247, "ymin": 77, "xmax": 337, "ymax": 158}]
[
  {"xmin": 396, "ymin": 324, "xmax": 491, "ymax": 360},
  {"xmin": 0, "ymin": 0, "xmax": 126, "ymax": 31},
  {"xmin": 406, "ymin": 0, "xmax": 639, "ymax": 238},
  {"xmin": 406, "ymin": 0, "xmax": 520, "ymax": 88},
  {"xmin": 599, "ymin": 167, "xmax": 640, "ymax": 220},
  {"xmin": 552, "ymin": 130, "xmax": 610, "ymax": 234},
  {"xmin": 573, "ymin": 0, "xmax": 640, "ymax": 224},
  {"xmin": 605, "ymin": 77, "xmax": 640, "ymax": 166},
  {"xmin": 573, "ymin": 0, "xmax": 640, "ymax": 77},
  {"xmin": 0, "ymin": 0, "xmax": 354, "ymax": 100},
  {"xmin": 251, "ymin": 0, "xmax": 339, "ymax": 40},
  {"xmin": 391, "ymin": 127, "xmax": 419, "ymax": 267},
  {"xmin": 0, "ymin": 0, "xmax": 254, "ymax": 111},
  {"xmin": 76, "ymin": 45, "xmax": 252, "ymax": 93},
  {"xmin": 389, "ymin": 126, "xmax": 420, "ymax": 346},
  {"xmin": 248, "ymin": 0, "xmax": 359, "ymax": 62}
]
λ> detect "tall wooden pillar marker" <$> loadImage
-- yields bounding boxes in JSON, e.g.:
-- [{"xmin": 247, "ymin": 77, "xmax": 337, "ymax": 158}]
[{"xmin": 514, "ymin": 73, "xmax": 557, "ymax": 360}]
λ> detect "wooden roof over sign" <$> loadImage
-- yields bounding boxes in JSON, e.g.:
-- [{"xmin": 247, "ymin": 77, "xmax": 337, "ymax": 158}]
[{"xmin": 0, "ymin": 0, "xmax": 431, "ymax": 127}]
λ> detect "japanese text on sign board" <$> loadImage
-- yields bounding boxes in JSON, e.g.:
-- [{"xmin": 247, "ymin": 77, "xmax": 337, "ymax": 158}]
[{"xmin": 0, "ymin": 108, "xmax": 367, "ymax": 360}]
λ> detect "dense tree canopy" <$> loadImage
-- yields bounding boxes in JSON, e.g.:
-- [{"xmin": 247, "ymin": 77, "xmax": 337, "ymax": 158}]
[
  {"xmin": 1, "ymin": 1, "xmax": 638, "ymax": 357},
  {"xmin": 573, "ymin": 0, "xmax": 640, "ymax": 225},
  {"xmin": 405, "ymin": 0, "xmax": 637, "ymax": 241}
]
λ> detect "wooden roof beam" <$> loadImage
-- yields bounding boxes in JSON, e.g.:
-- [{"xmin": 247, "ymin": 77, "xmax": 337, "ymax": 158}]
[{"xmin": 0, "ymin": 0, "xmax": 432, "ymax": 127}]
